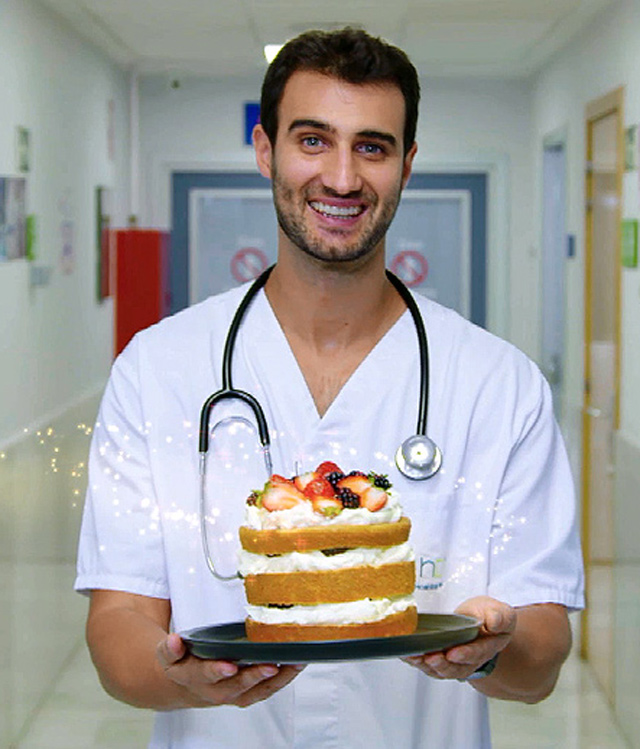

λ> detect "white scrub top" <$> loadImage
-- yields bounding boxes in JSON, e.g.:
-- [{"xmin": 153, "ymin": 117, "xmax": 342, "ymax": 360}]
[{"xmin": 76, "ymin": 283, "xmax": 584, "ymax": 749}]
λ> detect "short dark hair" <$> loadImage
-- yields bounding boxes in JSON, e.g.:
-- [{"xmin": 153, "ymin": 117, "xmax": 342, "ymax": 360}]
[{"xmin": 260, "ymin": 27, "xmax": 420, "ymax": 156}]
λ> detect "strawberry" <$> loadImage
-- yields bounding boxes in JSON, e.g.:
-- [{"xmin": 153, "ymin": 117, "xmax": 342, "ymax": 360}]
[
  {"xmin": 361, "ymin": 486, "xmax": 388, "ymax": 512},
  {"xmin": 316, "ymin": 460, "xmax": 343, "ymax": 478},
  {"xmin": 336, "ymin": 474, "xmax": 371, "ymax": 496},
  {"xmin": 270, "ymin": 474, "xmax": 293, "ymax": 485},
  {"xmin": 261, "ymin": 482, "xmax": 308, "ymax": 511},
  {"xmin": 294, "ymin": 471, "xmax": 318, "ymax": 492},
  {"xmin": 311, "ymin": 496, "xmax": 343, "ymax": 517},
  {"xmin": 302, "ymin": 477, "xmax": 335, "ymax": 500}
]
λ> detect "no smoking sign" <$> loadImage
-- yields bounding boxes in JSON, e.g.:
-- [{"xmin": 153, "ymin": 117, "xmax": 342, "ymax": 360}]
[
  {"xmin": 231, "ymin": 247, "xmax": 269, "ymax": 283},
  {"xmin": 390, "ymin": 250, "xmax": 429, "ymax": 287}
]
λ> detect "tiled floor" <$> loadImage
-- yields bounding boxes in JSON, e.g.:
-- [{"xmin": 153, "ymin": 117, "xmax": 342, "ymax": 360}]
[
  {"xmin": 1, "ymin": 397, "xmax": 634, "ymax": 748},
  {"xmin": 12, "ymin": 625, "xmax": 631, "ymax": 749}
]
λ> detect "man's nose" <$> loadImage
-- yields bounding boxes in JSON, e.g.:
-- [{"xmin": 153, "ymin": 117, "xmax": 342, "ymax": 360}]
[{"xmin": 321, "ymin": 147, "xmax": 362, "ymax": 195}]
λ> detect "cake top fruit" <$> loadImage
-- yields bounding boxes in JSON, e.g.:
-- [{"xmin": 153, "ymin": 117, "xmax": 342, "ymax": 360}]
[{"xmin": 247, "ymin": 462, "xmax": 393, "ymax": 518}]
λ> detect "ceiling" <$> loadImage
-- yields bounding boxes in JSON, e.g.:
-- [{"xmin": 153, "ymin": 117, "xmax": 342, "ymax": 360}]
[{"xmin": 40, "ymin": 0, "xmax": 615, "ymax": 80}]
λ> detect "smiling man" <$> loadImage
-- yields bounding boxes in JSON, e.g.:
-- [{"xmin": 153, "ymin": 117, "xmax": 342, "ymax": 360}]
[
  {"xmin": 255, "ymin": 70, "xmax": 415, "ymax": 266},
  {"xmin": 77, "ymin": 28, "xmax": 584, "ymax": 749}
]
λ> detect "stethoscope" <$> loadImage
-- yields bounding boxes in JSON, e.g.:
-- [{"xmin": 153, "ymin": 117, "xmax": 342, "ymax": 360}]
[{"xmin": 198, "ymin": 264, "xmax": 442, "ymax": 580}]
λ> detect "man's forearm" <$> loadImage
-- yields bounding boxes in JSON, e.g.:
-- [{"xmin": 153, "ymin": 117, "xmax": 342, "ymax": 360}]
[
  {"xmin": 87, "ymin": 592, "xmax": 200, "ymax": 710},
  {"xmin": 87, "ymin": 590, "xmax": 304, "ymax": 711},
  {"xmin": 471, "ymin": 603, "xmax": 572, "ymax": 703}
]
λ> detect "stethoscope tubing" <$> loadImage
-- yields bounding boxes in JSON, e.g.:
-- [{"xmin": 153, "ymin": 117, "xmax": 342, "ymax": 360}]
[
  {"xmin": 384, "ymin": 269, "xmax": 429, "ymax": 437},
  {"xmin": 197, "ymin": 264, "xmax": 440, "ymax": 580},
  {"xmin": 198, "ymin": 267, "xmax": 274, "ymax": 457},
  {"xmin": 198, "ymin": 264, "xmax": 430, "ymax": 456}
]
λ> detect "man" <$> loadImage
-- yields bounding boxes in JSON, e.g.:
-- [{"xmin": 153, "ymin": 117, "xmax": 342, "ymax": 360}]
[{"xmin": 76, "ymin": 28, "xmax": 584, "ymax": 748}]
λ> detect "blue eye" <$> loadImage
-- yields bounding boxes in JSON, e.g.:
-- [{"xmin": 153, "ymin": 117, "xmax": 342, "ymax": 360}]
[
  {"xmin": 359, "ymin": 143, "xmax": 384, "ymax": 156},
  {"xmin": 302, "ymin": 136, "xmax": 322, "ymax": 148}
]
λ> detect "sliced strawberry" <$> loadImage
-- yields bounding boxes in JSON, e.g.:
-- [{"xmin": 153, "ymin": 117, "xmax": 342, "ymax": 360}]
[
  {"xmin": 311, "ymin": 496, "xmax": 343, "ymax": 517},
  {"xmin": 315, "ymin": 461, "xmax": 343, "ymax": 478},
  {"xmin": 270, "ymin": 474, "xmax": 293, "ymax": 485},
  {"xmin": 336, "ymin": 474, "xmax": 371, "ymax": 496},
  {"xmin": 361, "ymin": 486, "xmax": 388, "ymax": 512},
  {"xmin": 261, "ymin": 483, "xmax": 308, "ymax": 511},
  {"xmin": 294, "ymin": 471, "xmax": 318, "ymax": 492},
  {"xmin": 303, "ymin": 477, "xmax": 335, "ymax": 500}
]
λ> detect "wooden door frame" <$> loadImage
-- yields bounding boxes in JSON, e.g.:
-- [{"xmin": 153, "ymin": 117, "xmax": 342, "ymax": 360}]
[{"xmin": 581, "ymin": 86, "xmax": 624, "ymax": 660}]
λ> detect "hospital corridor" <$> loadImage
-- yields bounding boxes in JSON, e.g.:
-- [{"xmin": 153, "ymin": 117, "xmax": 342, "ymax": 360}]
[{"xmin": 2, "ymin": 0, "xmax": 640, "ymax": 747}]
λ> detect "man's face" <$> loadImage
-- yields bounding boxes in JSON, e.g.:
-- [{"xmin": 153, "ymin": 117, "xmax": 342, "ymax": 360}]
[{"xmin": 254, "ymin": 70, "xmax": 417, "ymax": 265}]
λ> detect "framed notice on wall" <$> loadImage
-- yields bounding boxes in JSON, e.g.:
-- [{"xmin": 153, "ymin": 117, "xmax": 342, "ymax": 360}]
[
  {"xmin": 16, "ymin": 127, "xmax": 31, "ymax": 173},
  {"xmin": 0, "ymin": 176, "xmax": 27, "ymax": 261},
  {"xmin": 621, "ymin": 219, "xmax": 638, "ymax": 268},
  {"xmin": 96, "ymin": 186, "xmax": 114, "ymax": 300},
  {"xmin": 624, "ymin": 125, "xmax": 638, "ymax": 171}
]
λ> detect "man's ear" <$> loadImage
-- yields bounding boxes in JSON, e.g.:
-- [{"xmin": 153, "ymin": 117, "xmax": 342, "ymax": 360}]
[
  {"xmin": 253, "ymin": 124, "xmax": 273, "ymax": 179},
  {"xmin": 401, "ymin": 142, "xmax": 418, "ymax": 190}
]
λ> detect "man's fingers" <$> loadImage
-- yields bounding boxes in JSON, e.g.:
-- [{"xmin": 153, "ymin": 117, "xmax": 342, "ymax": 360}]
[
  {"xmin": 157, "ymin": 633, "xmax": 186, "ymax": 669},
  {"xmin": 484, "ymin": 608, "xmax": 507, "ymax": 633},
  {"xmin": 167, "ymin": 632, "xmax": 187, "ymax": 659},
  {"xmin": 446, "ymin": 633, "xmax": 510, "ymax": 665},
  {"xmin": 234, "ymin": 665, "xmax": 306, "ymax": 708},
  {"xmin": 156, "ymin": 635, "xmax": 306, "ymax": 708},
  {"xmin": 454, "ymin": 596, "xmax": 516, "ymax": 636},
  {"xmin": 193, "ymin": 663, "xmax": 304, "ymax": 708},
  {"xmin": 413, "ymin": 628, "xmax": 510, "ymax": 679}
]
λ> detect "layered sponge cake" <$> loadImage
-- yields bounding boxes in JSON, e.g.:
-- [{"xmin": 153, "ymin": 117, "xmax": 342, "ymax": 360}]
[{"xmin": 238, "ymin": 461, "xmax": 417, "ymax": 642}]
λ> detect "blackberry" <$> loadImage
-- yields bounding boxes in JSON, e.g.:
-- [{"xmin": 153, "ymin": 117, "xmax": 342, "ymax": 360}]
[
  {"xmin": 246, "ymin": 491, "xmax": 259, "ymax": 506},
  {"xmin": 337, "ymin": 487, "xmax": 360, "ymax": 509},
  {"xmin": 325, "ymin": 470, "xmax": 345, "ymax": 487},
  {"xmin": 348, "ymin": 470, "xmax": 367, "ymax": 477},
  {"xmin": 369, "ymin": 472, "xmax": 392, "ymax": 490}
]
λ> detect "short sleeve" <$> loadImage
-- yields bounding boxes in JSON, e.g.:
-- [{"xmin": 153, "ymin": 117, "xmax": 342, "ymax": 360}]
[
  {"xmin": 75, "ymin": 337, "xmax": 169, "ymax": 598},
  {"xmin": 487, "ymin": 361, "xmax": 584, "ymax": 611}
]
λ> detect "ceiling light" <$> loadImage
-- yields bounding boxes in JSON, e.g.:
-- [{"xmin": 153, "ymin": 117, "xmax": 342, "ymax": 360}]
[{"xmin": 264, "ymin": 44, "xmax": 284, "ymax": 64}]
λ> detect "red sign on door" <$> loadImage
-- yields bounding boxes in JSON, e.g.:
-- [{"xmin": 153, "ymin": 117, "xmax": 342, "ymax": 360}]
[
  {"xmin": 390, "ymin": 250, "xmax": 429, "ymax": 287},
  {"xmin": 231, "ymin": 247, "xmax": 269, "ymax": 283}
]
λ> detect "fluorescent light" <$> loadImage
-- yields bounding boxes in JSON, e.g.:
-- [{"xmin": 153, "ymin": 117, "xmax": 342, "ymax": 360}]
[{"xmin": 264, "ymin": 44, "xmax": 284, "ymax": 63}]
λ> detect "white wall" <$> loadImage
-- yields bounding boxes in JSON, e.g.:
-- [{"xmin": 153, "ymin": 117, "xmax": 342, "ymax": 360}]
[
  {"xmin": 532, "ymin": 2, "xmax": 640, "ymax": 744},
  {"xmin": 416, "ymin": 78, "xmax": 534, "ymax": 345},
  {"xmin": 532, "ymin": 0, "xmax": 640, "ymax": 451},
  {"xmin": 138, "ymin": 73, "xmax": 534, "ymax": 347},
  {"xmin": 0, "ymin": 0, "xmax": 131, "ymax": 445}
]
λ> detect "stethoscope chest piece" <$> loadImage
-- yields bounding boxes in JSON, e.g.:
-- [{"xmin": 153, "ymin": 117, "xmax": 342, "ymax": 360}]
[{"xmin": 395, "ymin": 434, "xmax": 442, "ymax": 480}]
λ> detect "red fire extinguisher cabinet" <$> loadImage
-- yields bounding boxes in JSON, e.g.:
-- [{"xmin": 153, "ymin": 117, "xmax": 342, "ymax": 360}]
[{"xmin": 114, "ymin": 229, "xmax": 170, "ymax": 357}]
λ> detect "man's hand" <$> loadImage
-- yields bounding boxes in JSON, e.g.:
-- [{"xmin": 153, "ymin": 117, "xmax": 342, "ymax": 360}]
[
  {"xmin": 403, "ymin": 596, "xmax": 516, "ymax": 681},
  {"xmin": 403, "ymin": 597, "xmax": 572, "ymax": 703},
  {"xmin": 87, "ymin": 590, "xmax": 306, "ymax": 710},
  {"xmin": 156, "ymin": 633, "xmax": 305, "ymax": 709}
]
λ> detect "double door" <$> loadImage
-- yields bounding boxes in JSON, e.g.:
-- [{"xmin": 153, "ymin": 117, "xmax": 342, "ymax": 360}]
[{"xmin": 170, "ymin": 171, "xmax": 487, "ymax": 327}]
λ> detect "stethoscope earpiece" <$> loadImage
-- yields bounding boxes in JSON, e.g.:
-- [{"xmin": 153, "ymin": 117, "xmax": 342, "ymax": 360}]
[{"xmin": 395, "ymin": 434, "xmax": 442, "ymax": 481}]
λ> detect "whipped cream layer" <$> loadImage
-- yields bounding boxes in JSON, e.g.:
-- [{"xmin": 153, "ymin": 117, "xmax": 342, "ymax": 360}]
[
  {"xmin": 246, "ymin": 595, "xmax": 415, "ymax": 625},
  {"xmin": 244, "ymin": 489, "xmax": 402, "ymax": 530},
  {"xmin": 238, "ymin": 542, "xmax": 414, "ymax": 576}
]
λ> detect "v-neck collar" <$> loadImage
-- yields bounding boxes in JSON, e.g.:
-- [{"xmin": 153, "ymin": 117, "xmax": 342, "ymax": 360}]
[{"xmin": 244, "ymin": 289, "xmax": 417, "ymax": 426}]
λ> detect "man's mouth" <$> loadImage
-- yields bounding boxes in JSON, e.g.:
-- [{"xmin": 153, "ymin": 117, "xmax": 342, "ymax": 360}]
[{"xmin": 309, "ymin": 201, "xmax": 365, "ymax": 219}]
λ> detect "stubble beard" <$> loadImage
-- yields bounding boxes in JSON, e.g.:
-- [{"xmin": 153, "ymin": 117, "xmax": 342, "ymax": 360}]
[{"xmin": 271, "ymin": 166, "xmax": 403, "ymax": 265}]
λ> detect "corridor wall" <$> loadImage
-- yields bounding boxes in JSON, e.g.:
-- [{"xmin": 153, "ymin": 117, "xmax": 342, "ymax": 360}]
[
  {"xmin": 532, "ymin": 0, "xmax": 640, "ymax": 744},
  {"xmin": 0, "ymin": 0, "xmax": 131, "ymax": 446}
]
